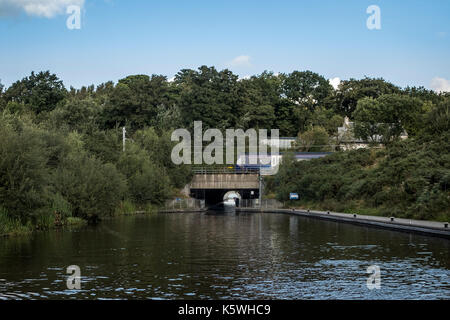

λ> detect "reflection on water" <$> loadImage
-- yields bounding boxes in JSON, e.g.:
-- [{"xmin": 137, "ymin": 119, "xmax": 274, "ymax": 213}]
[{"xmin": 0, "ymin": 211, "xmax": 449, "ymax": 300}]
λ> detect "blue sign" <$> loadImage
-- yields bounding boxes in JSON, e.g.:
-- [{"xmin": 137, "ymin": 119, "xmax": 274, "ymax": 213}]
[{"xmin": 289, "ymin": 193, "xmax": 299, "ymax": 200}]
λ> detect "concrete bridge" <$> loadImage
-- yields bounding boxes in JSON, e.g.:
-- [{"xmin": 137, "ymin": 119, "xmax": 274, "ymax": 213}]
[{"xmin": 189, "ymin": 168, "xmax": 261, "ymax": 206}]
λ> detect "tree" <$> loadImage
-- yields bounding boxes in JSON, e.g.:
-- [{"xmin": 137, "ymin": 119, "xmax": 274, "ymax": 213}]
[
  {"xmin": 238, "ymin": 104, "xmax": 275, "ymax": 130},
  {"xmin": 403, "ymin": 86, "xmax": 442, "ymax": 105},
  {"xmin": 3, "ymin": 71, "xmax": 66, "ymax": 114},
  {"xmin": 352, "ymin": 97, "xmax": 383, "ymax": 142},
  {"xmin": 133, "ymin": 127, "xmax": 192, "ymax": 189},
  {"xmin": 102, "ymin": 74, "xmax": 173, "ymax": 130},
  {"xmin": 309, "ymin": 107, "xmax": 344, "ymax": 138},
  {"xmin": 116, "ymin": 142, "xmax": 172, "ymax": 205},
  {"xmin": 0, "ymin": 116, "xmax": 49, "ymax": 221},
  {"xmin": 237, "ymin": 71, "xmax": 284, "ymax": 130},
  {"xmin": 273, "ymin": 102, "xmax": 299, "ymax": 136},
  {"xmin": 54, "ymin": 150, "xmax": 127, "ymax": 221},
  {"xmin": 282, "ymin": 71, "xmax": 333, "ymax": 111},
  {"xmin": 425, "ymin": 97, "xmax": 450, "ymax": 135},
  {"xmin": 174, "ymin": 66, "xmax": 243, "ymax": 131},
  {"xmin": 154, "ymin": 104, "xmax": 183, "ymax": 131},
  {"xmin": 297, "ymin": 126, "xmax": 330, "ymax": 151},
  {"xmin": 240, "ymin": 71, "xmax": 284, "ymax": 109},
  {"xmin": 334, "ymin": 77, "xmax": 400, "ymax": 116},
  {"xmin": 376, "ymin": 94, "xmax": 423, "ymax": 137},
  {"xmin": 353, "ymin": 94, "xmax": 423, "ymax": 143},
  {"xmin": 0, "ymin": 80, "xmax": 4, "ymax": 111},
  {"xmin": 48, "ymin": 97, "xmax": 100, "ymax": 132}
]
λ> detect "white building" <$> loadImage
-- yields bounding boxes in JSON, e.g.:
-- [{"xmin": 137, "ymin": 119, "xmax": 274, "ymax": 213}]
[
  {"xmin": 337, "ymin": 117, "xmax": 408, "ymax": 150},
  {"xmin": 259, "ymin": 137, "xmax": 297, "ymax": 150}
]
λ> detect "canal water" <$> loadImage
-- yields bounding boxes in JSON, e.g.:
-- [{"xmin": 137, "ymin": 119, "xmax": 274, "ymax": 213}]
[{"xmin": 0, "ymin": 211, "xmax": 449, "ymax": 299}]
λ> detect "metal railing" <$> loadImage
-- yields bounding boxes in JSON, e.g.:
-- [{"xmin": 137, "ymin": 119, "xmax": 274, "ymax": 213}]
[{"xmin": 192, "ymin": 167, "xmax": 260, "ymax": 174}]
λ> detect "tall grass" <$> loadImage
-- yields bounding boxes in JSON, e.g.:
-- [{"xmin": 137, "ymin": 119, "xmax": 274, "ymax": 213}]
[
  {"xmin": 34, "ymin": 210, "xmax": 55, "ymax": 230},
  {"xmin": 0, "ymin": 207, "xmax": 33, "ymax": 236},
  {"xmin": 114, "ymin": 200, "xmax": 158, "ymax": 216},
  {"xmin": 115, "ymin": 200, "xmax": 137, "ymax": 216},
  {"xmin": 66, "ymin": 217, "xmax": 87, "ymax": 226}
]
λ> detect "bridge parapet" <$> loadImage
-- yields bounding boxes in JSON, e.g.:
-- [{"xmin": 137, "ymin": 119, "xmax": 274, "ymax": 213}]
[
  {"xmin": 192, "ymin": 167, "xmax": 259, "ymax": 175},
  {"xmin": 190, "ymin": 172, "xmax": 259, "ymax": 190}
]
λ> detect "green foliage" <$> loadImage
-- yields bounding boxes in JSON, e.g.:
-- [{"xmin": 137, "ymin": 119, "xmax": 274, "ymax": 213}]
[
  {"xmin": 175, "ymin": 66, "xmax": 242, "ymax": 131},
  {"xmin": 274, "ymin": 133, "xmax": 450, "ymax": 221},
  {"xmin": 425, "ymin": 97, "xmax": 449, "ymax": 135},
  {"xmin": 3, "ymin": 71, "xmax": 66, "ymax": 114},
  {"xmin": 0, "ymin": 207, "xmax": 33, "ymax": 235},
  {"xmin": 49, "ymin": 192, "xmax": 72, "ymax": 220},
  {"xmin": 0, "ymin": 68, "xmax": 448, "ymax": 233},
  {"xmin": 100, "ymin": 74, "xmax": 174, "ymax": 130},
  {"xmin": 309, "ymin": 107, "xmax": 343, "ymax": 137},
  {"xmin": 353, "ymin": 94, "xmax": 423, "ymax": 143},
  {"xmin": 297, "ymin": 126, "xmax": 330, "ymax": 151},
  {"xmin": 334, "ymin": 77, "xmax": 400, "ymax": 116},
  {"xmin": 115, "ymin": 200, "xmax": 137, "ymax": 216},
  {"xmin": 82, "ymin": 128, "xmax": 122, "ymax": 164},
  {"xmin": 282, "ymin": 71, "xmax": 333, "ymax": 111},
  {"xmin": 34, "ymin": 209, "xmax": 55, "ymax": 230},
  {"xmin": 0, "ymin": 115, "xmax": 49, "ymax": 220},
  {"xmin": 116, "ymin": 143, "xmax": 172, "ymax": 205},
  {"xmin": 66, "ymin": 217, "xmax": 87, "ymax": 226},
  {"xmin": 53, "ymin": 150, "xmax": 127, "ymax": 221},
  {"xmin": 133, "ymin": 127, "xmax": 192, "ymax": 188},
  {"xmin": 48, "ymin": 97, "xmax": 100, "ymax": 132},
  {"xmin": 239, "ymin": 104, "xmax": 275, "ymax": 130},
  {"xmin": 273, "ymin": 102, "xmax": 299, "ymax": 136}
]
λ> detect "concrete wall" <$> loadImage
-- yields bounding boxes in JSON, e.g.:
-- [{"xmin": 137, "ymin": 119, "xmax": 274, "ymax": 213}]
[
  {"xmin": 236, "ymin": 208, "xmax": 450, "ymax": 239},
  {"xmin": 190, "ymin": 173, "xmax": 259, "ymax": 189}
]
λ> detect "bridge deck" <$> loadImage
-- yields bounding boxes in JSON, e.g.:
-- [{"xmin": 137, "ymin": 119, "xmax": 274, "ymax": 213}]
[{"xmin": 190, "ymin": 172, "xmax": 260, "ymax": 190}]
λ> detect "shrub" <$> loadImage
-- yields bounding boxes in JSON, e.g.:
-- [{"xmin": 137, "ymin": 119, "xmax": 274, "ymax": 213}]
[
  {"xmin": 274, "ymin": 131, "xmax": 450, "ymax": 221},
  {"xmin": 53, "ymin": 151, "xmax": 127, "ymax": 221},
  {"xmin": 117, "ymin": 144, "xmax": 172, "ymax": 205},
  {"xmin": 0, "ymin": 116, "xmax": 49, "ymax": 221}
]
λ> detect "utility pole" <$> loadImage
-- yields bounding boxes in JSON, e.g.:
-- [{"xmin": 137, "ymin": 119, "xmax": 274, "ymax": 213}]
[
  {"xmin": 258, "ymin": 170, "xmax": 262, "ymax": 209},
  {"xmin": 122, "ymin": 127, "xmax": 126, "ymax": 152}
]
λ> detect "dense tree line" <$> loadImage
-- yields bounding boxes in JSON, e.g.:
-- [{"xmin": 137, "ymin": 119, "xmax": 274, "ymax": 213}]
[
  {"xmin": 272, "ymin": 97, "xmax": 450, "ymax": 221},
  {"xmin": 0, "ymin": 67, "xmax": 449, "ymax": 234}
]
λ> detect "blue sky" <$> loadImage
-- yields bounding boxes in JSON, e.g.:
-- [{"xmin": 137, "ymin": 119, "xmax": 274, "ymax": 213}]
[{"xmin": 0, "ymin": 0, "xmax": 449, "ymax": 91}]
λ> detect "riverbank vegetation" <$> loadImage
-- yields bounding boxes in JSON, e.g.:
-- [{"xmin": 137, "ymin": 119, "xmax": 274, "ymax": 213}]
[
  {"xmin": 272, "ymin": 96, "xmax": 450, "ymax": 221},
  {"xmin": 0, "ymin": 67, "xmax": 449, "ymax": 235}
]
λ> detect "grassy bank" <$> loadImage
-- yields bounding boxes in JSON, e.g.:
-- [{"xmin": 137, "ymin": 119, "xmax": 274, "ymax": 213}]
[
  {"xmin": 0, "ymin": 208, "xmax": 34, "ymax": 236},
  {"xmin": 0, "ymin": 207, "xmax": 85, "ymax": 237},
  {"xmin": 0, "ymin": 200, "xmax": 160, "ymax": 238},
  {"xmin": 114, "ymin": 200, "xmax": 159, "ymax": 216},
  {"xmin": 271, "ymin": 132, "xmax": 450, "ymax": 222}
]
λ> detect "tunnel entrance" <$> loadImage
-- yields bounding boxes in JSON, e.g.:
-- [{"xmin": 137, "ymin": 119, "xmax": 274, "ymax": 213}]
[
  {"xmin": 223, "ymin": 191, "xmax": 241, "ymax": 201},
  {"xmin": 190, "ymin": 189, "xmax": 259, "ymax": 207}
]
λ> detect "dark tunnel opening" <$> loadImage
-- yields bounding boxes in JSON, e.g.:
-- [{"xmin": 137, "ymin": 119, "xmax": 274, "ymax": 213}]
[{"xmin": 190, "ymin": 189, "xmax": 260, "ymax": 207}]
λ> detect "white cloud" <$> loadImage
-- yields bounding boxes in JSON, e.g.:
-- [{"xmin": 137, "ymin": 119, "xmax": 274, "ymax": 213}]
[
  {"xmin": 228, "ymin": 55, "xmax": 252, "ymax": 68},
  {"xmin": 0, "ymin": 0, "xmax": 84, "ymax": 18},
  {"xmin": 430, "ymin": 77, "xmax": 450, "ymax": 93},
  {"xmin": 329, "ymin": 77, "xmax": 341, "ymax": 90}
]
